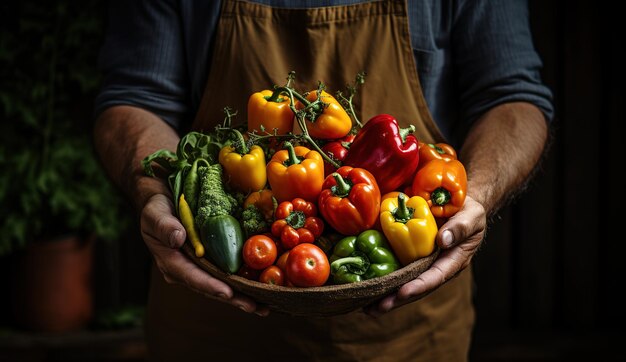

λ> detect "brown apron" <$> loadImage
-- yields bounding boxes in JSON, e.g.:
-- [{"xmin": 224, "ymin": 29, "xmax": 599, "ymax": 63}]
[{"xmin": 145, "ymin": 1, "xmax": 474, "ymax": 361}]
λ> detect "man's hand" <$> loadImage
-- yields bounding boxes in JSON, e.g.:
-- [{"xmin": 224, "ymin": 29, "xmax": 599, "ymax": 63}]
[
  {"xmin": 365, "ymin": 102, "xmax": 547, "ymax": 316},
  {"xmin": 94, "ymin": 106, "xmax": 269, "ymax": 316},
  {"xmin": 140, "ymin": 192, "xmax": 269, "ymax": 316},
  {"xmin": 366, "ymin": 196, "xmax": 486, "ymax": 315}
]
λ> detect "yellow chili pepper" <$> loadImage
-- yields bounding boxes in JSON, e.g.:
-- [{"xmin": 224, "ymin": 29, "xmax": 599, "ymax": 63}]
[
  {"xmin": 178, "ymin": 194, "xmax": 204, "ymax": 258},
  {"xmin": 379, "ymin": 193, "xmax": 438, "ymax": 266},
  {"xmin": 218, "ymin": 129, "xmax": 267, "ymax": 193}
]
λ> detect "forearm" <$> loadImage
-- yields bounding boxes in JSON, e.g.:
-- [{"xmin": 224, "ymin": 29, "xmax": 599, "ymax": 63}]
[
  {"xmin": 459, "ymin": 102, "xmax": 548, "ymax": 217},
  {"xmin": 93, "ymin": 105, "xmax": 181, "ymax": 211}
]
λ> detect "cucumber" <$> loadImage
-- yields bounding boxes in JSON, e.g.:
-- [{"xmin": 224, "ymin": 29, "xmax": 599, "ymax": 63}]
[{"xmin": 200, "ymin": 214, "xmax": 244, "ymax": 274}]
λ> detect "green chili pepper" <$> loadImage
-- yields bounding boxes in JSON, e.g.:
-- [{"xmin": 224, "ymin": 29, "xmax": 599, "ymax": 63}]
[
  {"xmin": 182, "ymin": 158, "xmax": 210, "ymax": 213},
  {"xmin": 329, "ymin": 229, "xmax": 399, "ymax": 284}
]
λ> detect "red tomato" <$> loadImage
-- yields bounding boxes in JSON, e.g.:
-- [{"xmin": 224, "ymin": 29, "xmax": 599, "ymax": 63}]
[
  {"xmin": 285, "ymin": 244, "xmax": 330, "ymax": 287},
  {"xmin": 259, "ymin": 265, "xmax": 286, "ymax": 286},
  {"xmin": 275, "ymin": 251, "xmax": 290, "ymax": 272},
  {"xmin": 242, "ymin": 235, "xmax": 278, "ymax": 270}
]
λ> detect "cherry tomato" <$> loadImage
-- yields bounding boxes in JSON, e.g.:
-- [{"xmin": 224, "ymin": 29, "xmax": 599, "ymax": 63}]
[
  {"xmin": 242, "ymin": 235, "xmax": 278, "ymax": 270},
  {"xmin": 259, "ymin": 265, "xmax": 285, "ymax": 286},
  {"xmin": 285, "ymin": 243, "xmax": 330, "ymax": 287}
]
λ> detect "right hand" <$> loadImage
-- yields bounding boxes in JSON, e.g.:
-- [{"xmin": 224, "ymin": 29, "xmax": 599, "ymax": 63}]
[{"xmin": 139, "ymin": 191, "xmax": 269, "ymax": 316}]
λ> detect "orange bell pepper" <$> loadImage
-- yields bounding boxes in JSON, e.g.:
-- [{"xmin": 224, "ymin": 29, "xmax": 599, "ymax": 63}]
[
  {"xmin": 267, "ymin": 142, "xmax": 324, "ymax": 203},
  {"xmin": 296, "ymin": 90, "xmax": 352, "ymax": 140},
  {"xmin": 411, "ymin": 159, "xmax": 467, "ymax": 218},
  {"xmin": 247, "ymin": 89, "xmax": 294, "ymax": 135},
  {"xmin": 243, "ymin": 189, "xmax": 276, "ymax": 221},
  {"xmin": 417, "ymin": 141, "xmax": 457, "ymax": 170}
]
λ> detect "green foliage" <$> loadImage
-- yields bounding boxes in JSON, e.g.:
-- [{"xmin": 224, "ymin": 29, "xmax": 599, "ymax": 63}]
[
  {"xmin": 93, "ymin": 306, "xmax": 146, "ymax": 330},
  {"xmin": 0, "ymin": 1, "xmax": 130, "ymax": 256}
]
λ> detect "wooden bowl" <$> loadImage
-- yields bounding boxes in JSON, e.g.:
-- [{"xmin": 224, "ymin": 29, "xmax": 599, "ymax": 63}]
[{"xmin": 182, "ymin": 243, "xmax": 439, "ymax": 317}]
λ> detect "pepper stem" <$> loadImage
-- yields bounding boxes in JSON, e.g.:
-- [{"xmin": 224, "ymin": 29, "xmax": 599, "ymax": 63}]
[
  {"xmin": 393, "ymin": 193, "xmax": 414, "ymax": 224},
  {"xmin": 229, "ymin": 128, "xmax": 249, "ymax": 155},
  {"xmin": 428, "ymin": 143, "xmax": 445, "ymax": 155},
  {"xmin": 267, "ymin": 85, "xmax": 311, "ymax": 105},
  {"xmin": 330, "ymin": 255, "xmax": 369, "ymax": 275},
  {"xmin": 331, "ymin": 173, "xmax": 351, "ymax": 198},
  {"xmin": 283, "ymin": 142, "xmax": 301, "ymax": 166},
  {"xmin": 431, "ymin": 187, "xmax": 451, "ymax": 206},
  {"xmin": 399, "ymin": 125, "xmax": 416, "ymax": 143}
]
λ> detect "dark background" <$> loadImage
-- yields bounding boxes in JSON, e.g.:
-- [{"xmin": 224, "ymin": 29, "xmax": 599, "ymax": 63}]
[{"xmin": 1, "ymin": 1, "xmax": 625, "ymax": 361}]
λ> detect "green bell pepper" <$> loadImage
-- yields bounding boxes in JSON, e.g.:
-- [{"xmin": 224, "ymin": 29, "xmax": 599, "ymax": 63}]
[{"xmin": 329, "ymin": 229, "xmax": 400, "ymax": 284}]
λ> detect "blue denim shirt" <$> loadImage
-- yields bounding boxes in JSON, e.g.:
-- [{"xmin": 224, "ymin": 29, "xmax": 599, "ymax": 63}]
[{"xmin": 95, "ymin": 0, "xmax": 553, "ymax": 145}]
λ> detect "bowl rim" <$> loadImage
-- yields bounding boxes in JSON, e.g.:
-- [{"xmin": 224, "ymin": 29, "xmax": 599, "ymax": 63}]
[{"xmin": 181, "ymin": 242, "xmax": 440, "ymax": 297}]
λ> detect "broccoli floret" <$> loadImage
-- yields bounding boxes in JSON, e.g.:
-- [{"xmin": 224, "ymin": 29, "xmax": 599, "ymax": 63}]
[
  {"xmin": 196, "ymin": 164, "xmax": 238, "ymax": 226},
  {"xmin": 241, "ymin": 205, "xmax": 269, "ymax": 237}
]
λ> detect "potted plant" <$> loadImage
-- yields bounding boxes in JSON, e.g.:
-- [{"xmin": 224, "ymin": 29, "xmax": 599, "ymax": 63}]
[{"xmin": 0, "ymin": 1, "xmax": 129, "ymax": 332}]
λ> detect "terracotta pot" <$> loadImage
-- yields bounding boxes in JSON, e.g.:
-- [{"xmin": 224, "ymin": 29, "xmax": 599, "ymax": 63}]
[{"xmin": 11, "ymin": 234, "xmax": 95, "ymax": 333}]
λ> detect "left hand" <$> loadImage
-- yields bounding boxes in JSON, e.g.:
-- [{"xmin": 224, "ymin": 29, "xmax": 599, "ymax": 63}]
[{"xmin": 365, "ymin": 195, "xmax": 486, "ymax": 316}]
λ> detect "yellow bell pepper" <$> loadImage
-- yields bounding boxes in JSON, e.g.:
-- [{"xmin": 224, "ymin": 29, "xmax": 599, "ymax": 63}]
[
  {"xmin": 379, "ymin": 192, "xmax": 438, "ymax": 266},
  {"xmin": 247, "ymin": 89, "xmax": 294, "ymax": 135},
  {"xmin": 218, "ymin": 129, "xmax": 267, "ymax": 193}
]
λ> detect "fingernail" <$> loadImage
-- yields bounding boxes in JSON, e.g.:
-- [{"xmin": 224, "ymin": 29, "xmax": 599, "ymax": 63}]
[
  {"xmin": 441, "ymin": 230, "xmax": 454, "ymax": 248},
  {"xmin": 237, "ymin": 304, "xmax": 249, "ymax": 313},
  {"xmin": 217, "ymin": 293, "xmax": 229, "ymax": 300}
]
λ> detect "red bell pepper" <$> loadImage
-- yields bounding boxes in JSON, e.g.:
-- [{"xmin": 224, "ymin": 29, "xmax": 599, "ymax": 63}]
[
  {"xmin": 318, "ymin": 166, "xmax": 381, "ymax": 236},
  {"xmin": 320, "ymin": 134, "xmax": 355, "ymax": 177},
  {"xmin": 343, "ymin": 114, "xmax": 420, "ymax": 194}
]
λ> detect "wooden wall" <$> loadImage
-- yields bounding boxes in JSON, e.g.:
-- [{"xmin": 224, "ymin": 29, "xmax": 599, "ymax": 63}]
[{"xmin": 470, "ymin": 1, "xmax": 626, "ymax": 360}]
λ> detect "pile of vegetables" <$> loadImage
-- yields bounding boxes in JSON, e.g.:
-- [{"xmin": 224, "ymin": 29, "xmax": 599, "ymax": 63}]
[{"xmin": 143, "ymin": 72, "xmax": 466, "ymax": 288}]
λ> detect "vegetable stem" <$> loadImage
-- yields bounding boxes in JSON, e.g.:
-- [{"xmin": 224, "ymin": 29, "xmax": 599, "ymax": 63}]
[
  {"xmin": 393, "ymin": 193, "xmax": 414, "ymax": 223},
  {"xmin": 331, "ymin": 173, "xmax": 351, "ymax": 198},
  {"xmin": 398, "ymin": 125, "xmax": 416, "ymax": 144},
  {"xmin": 229, "ymin": 128, "xmax": 249, "ymax": 155},
  {"xmin": 431, "ymin": 187, "xmax": 451, "ymax": 206},
  {"xmin": 283, "ymin": 142, "xmax": 301, "ymax": 166}
]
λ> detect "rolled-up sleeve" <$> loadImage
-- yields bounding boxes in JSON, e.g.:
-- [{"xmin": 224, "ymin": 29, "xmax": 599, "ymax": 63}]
[
  {"xmin": 94, "ymin": 0, "xmax": 189, "ymax": 129},
  {"xmin": 453, "ymin": 0, "xmax": 554, "ymax": 128}
]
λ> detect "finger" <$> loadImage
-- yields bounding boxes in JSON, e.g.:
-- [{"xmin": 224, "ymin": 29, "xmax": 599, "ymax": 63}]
[
  {"xmin": 436, "ymin": 197, "xmax": 486, "ymax": 249},
  {"xmin": 152, "ymin": 244, "xmax": 263, "ymax": 314},
  {"xmin": 141, "ymin": 194, "xmax": 186, "ymax": 248},
  {"xmin": 364, "ymin": 294, "xmax": 398, "ymax": 317}
]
